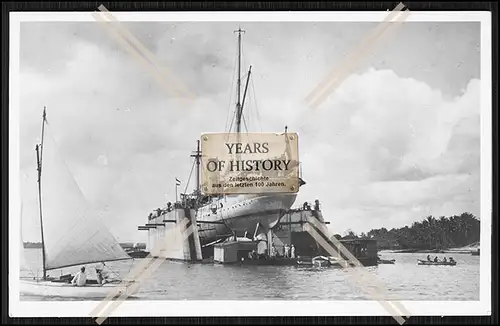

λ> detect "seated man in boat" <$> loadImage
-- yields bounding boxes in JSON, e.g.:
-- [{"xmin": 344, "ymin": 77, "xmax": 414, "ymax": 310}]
[
  {"xmin": 433, "ymin": 256, "xmax": 438, "ymax": 262},
  {"xmin": 71, "ymin": 266, "xmax": 87, "ymax": 287},
  {"xmin": 443, "ymin": 257, "xmax": 447, "ymax": 262},
  {"xmin": 96, "ymin": 266, "xmax": 108, "ymax": 284},
  {"xmin": 449, "ymin": 257, "xmax": 455, "ymax": 263},
  {"xmin": 95, "ymin": 262, "xmax": 120, "ymax": 284},
  {"xmin": 427, "ymin": 254, "xmax": 431, "ymax": 261}
]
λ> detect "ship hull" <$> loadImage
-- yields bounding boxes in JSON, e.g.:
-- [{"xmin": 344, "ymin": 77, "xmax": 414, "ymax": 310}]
[
  {"xmin": 19, "ymin": 278, "xmax": 138, "ymax": 300},
  {"xmin": 196, "ymin": 192, "xmax": 298, "ymax": 245}
]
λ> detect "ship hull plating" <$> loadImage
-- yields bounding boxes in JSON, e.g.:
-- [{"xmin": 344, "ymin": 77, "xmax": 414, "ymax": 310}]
[{"xmin": 195, "ymin": 192, "xmax": 298, "ymax": 245}]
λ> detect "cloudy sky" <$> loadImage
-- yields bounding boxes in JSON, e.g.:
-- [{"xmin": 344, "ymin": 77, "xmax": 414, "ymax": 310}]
[{"xmin": 18, "ymin": 20, "xmax": 481, "ymax": 242}]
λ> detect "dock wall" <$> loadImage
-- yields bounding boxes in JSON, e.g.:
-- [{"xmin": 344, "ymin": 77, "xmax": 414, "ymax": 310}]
[
  {"xmin": 141, "ymin": 207, "xmax": 202, "ymax": 261},
  {"xmin": 271, "ymin": 208, "xmax": 378, "ymax": 266}
]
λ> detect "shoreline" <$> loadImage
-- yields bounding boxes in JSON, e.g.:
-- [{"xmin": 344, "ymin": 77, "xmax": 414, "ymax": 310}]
[{"xmin": 381, "ymin": 248, "xmax": 479, "ymax": 254}]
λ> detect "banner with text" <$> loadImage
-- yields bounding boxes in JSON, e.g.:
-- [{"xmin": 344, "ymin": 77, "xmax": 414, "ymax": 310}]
[{"xmin": 201, "ymin": 132, "xmax": 300, "ymax": 195}]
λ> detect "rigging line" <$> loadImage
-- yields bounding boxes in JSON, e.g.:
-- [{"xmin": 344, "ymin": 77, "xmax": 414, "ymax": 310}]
[
  {"xmin": 58, "ymin": 230, "xmax": 123, "ymax": 268},
  {"xmin": 250, "ymin": 75, "xmax": 263, "ymax": 132},
  {"xmin": 226, "ymin": 109, "xmax": 236, "ymax": 143},
  {"xmin": 184, "ymin": 157, "xmax": 196, "ymax": 195},
  {"xmin": 242, "ymin": 114, "xmax": 249, "ymax": 134},
  {"xmin": 240, "ymin": 42, "xmax": 247, "ymax": 130},
  {"xmin": 225, "ymin": 40, "xmax": 239, "ymax": 133},
  {"xmin": 102, "ymin": 262, "xmax": 123, "ymax": 280},
  {"xmin": 247, "ymin": 79, "xmax": 254, "ymax": 132}
]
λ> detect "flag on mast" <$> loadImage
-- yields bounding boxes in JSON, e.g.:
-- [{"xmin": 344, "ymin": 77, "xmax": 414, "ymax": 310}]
[{"xmin": 175, "ymin": 178, "xmax": 181, "ymax": 186}]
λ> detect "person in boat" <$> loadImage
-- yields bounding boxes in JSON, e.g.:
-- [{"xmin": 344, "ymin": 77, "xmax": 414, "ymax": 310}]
[
  {"xmin": 427, "ymin": 254, "xmax": 431, "ymax": 261},
  {"xmin": 96, "ymin": 268, "xmax": 105, "ymax": 285},
  {"xmin": 71, "ymin": 266, "xmax": 87, "ymax": 287},
  {"xmin": 449, "ymin": 257, "xmax": 455, "ymax": 263},
  {"xmin": 443, "ymin": 257, "xmax": 447, "ymax": 262},
  {"xmin": 95, "ymin": 264, "xmax": 110, "ymax": 284},
  {"xmin": 433, "ymin": 256, "xmax": 438, "ymax": 262}
]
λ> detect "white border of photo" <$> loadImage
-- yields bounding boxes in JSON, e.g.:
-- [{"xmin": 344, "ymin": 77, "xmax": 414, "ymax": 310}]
[{"xmin": 9, "ymin": 9, "xmax": 492, "ymax": 319}]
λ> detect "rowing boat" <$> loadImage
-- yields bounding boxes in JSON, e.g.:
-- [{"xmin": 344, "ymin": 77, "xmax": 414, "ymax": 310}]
[{"xmin": 417, "ymin": 259, "xmax": 457, "ymax": 266}]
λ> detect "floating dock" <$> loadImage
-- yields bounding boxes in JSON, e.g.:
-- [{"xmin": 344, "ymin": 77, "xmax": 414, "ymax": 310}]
[
  {"xmin": 138, "ymin": 202, "xmax": 379, "ymax": 267},
  {"xmin": 138, "ymin": 205, "xmax": 203, "ymax": 261}
]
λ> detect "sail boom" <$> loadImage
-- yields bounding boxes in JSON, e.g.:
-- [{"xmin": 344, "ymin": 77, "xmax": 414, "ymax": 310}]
[{"xmin": 45, "ymin": 257, "xmax": 133, "ymax": 272}]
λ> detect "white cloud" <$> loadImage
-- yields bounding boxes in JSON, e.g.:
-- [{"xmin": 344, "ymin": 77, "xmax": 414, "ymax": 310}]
[{"xmin": 293, "ymin": 70, "xmax": 480, "ymax": 234}]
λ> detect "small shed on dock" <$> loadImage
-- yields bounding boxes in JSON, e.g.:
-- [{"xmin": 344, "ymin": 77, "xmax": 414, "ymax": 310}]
[
  {"xmin": 214, "ymin": 240, "xmax": 257, "ymax": 264},
  {"xmin": 338, "ymin": 239, "xmax": 378, "ymax": 266}
]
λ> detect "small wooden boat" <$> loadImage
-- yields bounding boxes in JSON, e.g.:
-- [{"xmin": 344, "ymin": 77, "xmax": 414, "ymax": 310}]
[
  {"xmin": 417, "ymin": 259, "xmax": 457, "ymax": 266},
  {"xmin": 312, "ymin": 256, "xmax": 331, "ymax": 267},
  {"xmin": 296, "ymin": 256, "xmax": 332, "ymax": 267},
  {"xmin": 126, "ymin": 249, "xmax": 150, "ymax": 259},
  {"xmin": 296, "ymin": 256, "xmax": 313, "ymax": 266},
  {"xmin": 20, "ymin": 278, "xmax": 138, "ymax": 299}
]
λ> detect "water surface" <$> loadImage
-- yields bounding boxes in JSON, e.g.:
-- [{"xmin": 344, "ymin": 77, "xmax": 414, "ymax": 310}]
[{"xmin": 20, "ymin": 249, "xmax": 479, "ymax": 301}]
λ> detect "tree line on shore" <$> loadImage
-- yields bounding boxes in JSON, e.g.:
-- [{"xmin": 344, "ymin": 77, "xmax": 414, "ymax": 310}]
[{"xmin": 341, "ymin": 212, "xmax": 480, "ymax": 250}]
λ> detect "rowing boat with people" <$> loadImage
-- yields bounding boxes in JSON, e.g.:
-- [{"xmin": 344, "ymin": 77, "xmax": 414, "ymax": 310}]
[{"xmin": 417, "ymin": 259, "xmax": 457, "ymax": 266}]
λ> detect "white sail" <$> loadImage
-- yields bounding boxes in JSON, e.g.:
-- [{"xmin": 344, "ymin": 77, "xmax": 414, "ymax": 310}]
[{"xmin": 40, "ymin": 122, "xmax": 130, "ymax": 271}]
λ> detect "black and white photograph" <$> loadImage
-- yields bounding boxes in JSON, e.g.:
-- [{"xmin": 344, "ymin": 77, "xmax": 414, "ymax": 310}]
[{"xmin": 9, "ymin": 8, "xmax": 492, "ymax": 319}]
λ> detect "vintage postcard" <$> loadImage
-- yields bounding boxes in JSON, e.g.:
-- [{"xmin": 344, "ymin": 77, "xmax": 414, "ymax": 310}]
[{"xmin": 9, "ymin": 6, "xmax": 492, "ymax": 323}]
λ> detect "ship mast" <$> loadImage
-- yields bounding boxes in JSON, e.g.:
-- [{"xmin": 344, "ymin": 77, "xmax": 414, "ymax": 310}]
[
  {"xmin": 234, "ymin": 27, "xmax": 245, "ymax": 135},
  {"xmin": 35, "ymin": 106, "xmax": 47, "ymax": 280},
  {"xmin": 190, "ymin": 140, "xmax": 202, "ymax": 195}
]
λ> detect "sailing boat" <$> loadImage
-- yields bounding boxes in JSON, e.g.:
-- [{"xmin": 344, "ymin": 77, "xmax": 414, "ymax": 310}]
[{"xmin": 19, "ymin": 107, "xmax": 136, "ymax": 299}]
